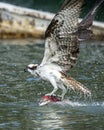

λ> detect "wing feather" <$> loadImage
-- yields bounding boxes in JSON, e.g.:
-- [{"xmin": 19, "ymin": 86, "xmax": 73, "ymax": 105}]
[{"xmin": 41, "ymin": 0, "xmax": 84, "ymax": 71}]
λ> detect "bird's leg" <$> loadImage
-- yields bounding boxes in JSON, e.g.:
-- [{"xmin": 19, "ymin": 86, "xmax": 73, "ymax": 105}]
[
  {"xmin": 45, "ymin": 78, "xmax": 58, "ymax": 96},
  {"xmin": 58, "ymin": 84, "xmax": 67, "ymax": 100},
  {"xmin": 61, "ymin": 88, "xmax": 67, "ymax": 100}
]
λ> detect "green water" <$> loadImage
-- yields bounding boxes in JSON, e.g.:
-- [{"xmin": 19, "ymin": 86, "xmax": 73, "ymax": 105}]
[{"xmin": 0, "ymin": 39, "xmax": 104, "ymax": 130}]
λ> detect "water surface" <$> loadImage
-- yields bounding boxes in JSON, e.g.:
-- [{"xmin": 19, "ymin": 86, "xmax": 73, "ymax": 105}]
[{"xmin": 0, "ymin": 39, "xmax": 104, "ymax": 130}]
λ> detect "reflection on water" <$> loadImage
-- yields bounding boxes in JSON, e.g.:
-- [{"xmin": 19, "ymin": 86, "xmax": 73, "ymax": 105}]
[{"xmin": 0, "ymin": 39, "xmax": 104, "ymax": 130}]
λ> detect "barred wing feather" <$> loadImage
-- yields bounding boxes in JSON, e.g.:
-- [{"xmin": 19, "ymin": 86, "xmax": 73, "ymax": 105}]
[{"xmin": 41, "ymin": 0, "xmax": 84, "ymax": 71}]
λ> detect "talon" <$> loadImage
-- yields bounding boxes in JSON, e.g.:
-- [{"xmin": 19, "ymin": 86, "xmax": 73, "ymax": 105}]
[{"xmin": 43, "ymin": 95, "xmax": 61, "ymax": 102}]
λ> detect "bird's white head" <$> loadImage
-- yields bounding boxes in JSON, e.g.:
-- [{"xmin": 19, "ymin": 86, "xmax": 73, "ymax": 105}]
[{"xmin": 25, "ymin": 63, "xmax": 39, "ymax": 76}]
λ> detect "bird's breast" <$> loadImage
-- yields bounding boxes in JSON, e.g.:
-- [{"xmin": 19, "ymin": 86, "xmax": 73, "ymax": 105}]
[{"xmin": 37, "ymin": 65, "xmax": 61, "ymax": 81}]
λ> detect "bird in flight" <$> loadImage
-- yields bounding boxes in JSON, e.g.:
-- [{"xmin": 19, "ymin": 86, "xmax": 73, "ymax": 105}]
[{"xmin": 25, "ymin": 0, "xmax": 103, "ymax": 100}]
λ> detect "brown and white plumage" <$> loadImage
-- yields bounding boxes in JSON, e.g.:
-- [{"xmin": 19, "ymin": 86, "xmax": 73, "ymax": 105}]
[
  {"xmin": 26, "ymin": 0, "xmax": 104, "ymax": 99},
  {"xmin": 41, "ymin": 0, "xmax": 83, "ymax": 71}
]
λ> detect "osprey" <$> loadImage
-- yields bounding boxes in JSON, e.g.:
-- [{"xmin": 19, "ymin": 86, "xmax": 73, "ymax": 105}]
[{"xmin": 25, "ymin": 0, "xmax": 103, "ymax": 100}]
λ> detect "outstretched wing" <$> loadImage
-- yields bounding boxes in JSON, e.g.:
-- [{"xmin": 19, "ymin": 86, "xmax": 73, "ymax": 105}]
[
  {"xmin": 78, "ymin": 0, "xmax": 104, "ymax": 41},
  {"xmin": 41, "ymin": 0, "xmax": 84, "ymax": 71}
]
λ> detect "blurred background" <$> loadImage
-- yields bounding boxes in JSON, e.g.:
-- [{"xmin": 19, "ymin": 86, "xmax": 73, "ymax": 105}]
[{"xmin": 0, "ymin": 0, "xmax": 104, "ymax": 21}]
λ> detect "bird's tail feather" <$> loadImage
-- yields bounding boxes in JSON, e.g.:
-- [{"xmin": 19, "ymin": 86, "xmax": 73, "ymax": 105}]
[{"xmin": 61, "ymin": 72, "xmax": 91, "ymax": 96}]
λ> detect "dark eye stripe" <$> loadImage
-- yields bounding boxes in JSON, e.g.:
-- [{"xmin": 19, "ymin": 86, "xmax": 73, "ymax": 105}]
[{"xmin": 28, "ymin": 66, "xmax": 37, "ymax": 70}]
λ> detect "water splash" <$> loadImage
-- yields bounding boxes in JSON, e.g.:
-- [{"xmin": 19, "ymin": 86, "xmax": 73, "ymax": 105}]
[
  {"xmin": 56, "ymin": 100, "xmax": 104, "ymax": 107},
  {"xmin": 52, "ymin": 100, "xmax": 104, "ymax": 114}
]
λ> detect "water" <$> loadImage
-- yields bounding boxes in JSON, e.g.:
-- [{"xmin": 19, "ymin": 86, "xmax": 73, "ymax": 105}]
[{"xmin": 0, "ymin": 39, "xmax": 104, "ymax": 130}]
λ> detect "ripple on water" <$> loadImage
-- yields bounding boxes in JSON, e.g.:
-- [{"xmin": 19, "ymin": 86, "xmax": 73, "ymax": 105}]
[{"xmin": 0, "ymin": 40, "xmax": 104, "ymax": 130}]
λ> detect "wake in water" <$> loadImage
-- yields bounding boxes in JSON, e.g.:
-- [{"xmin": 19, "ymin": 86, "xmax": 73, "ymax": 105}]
[
  {"xmin": 39, "ymin": 95, "xmax": 104, "ymax": 107},
  {"xmin": 38, "ymin": 94, "xmax": 104, "ymax": 114},
  {"xmin": 51, "ymin": 100, "xmax": 104, "ymax": 114},
  {"xmin": 55, "ymin": 99, "xmax": 104, "ymax": 107}
]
